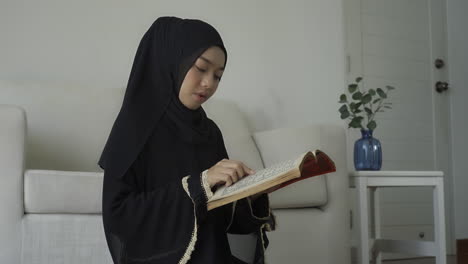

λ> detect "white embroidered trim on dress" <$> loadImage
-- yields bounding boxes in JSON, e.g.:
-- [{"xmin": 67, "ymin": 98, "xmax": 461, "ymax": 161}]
[
  {"xmin": 179, "ymin": 176, "xmax": 198, "ymax": 264},
  {"xmin": 201, "ymin": 169, "xmax": 214, "ymax": 200},
  {"xmin": 258, "ymin": 223, "xmax": 268, "ymax": 261},
  {"xmin": 225, "ymin": 200, "xmax": 237, "ymax": 232}
]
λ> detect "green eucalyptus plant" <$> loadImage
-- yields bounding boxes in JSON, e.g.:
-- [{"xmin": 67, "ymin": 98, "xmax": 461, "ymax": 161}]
[{"xmin": 338, "ymin": 77, "xmax": 395, "ymax": 130}]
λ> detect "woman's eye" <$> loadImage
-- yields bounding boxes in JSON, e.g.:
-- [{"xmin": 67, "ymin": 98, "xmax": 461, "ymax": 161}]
[
  {"xmin": 195, "ymin": 66, "xmax": 206, "ymax": 72},
  {"xmin": 195, "ymin": 65, "xmax": 221, "ymax": 81}
]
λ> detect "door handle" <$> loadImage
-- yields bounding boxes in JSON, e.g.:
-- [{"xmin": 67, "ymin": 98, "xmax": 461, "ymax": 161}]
[{"xmin": 435, "ymin": 81, "xmax": 449, "ymax": 93}]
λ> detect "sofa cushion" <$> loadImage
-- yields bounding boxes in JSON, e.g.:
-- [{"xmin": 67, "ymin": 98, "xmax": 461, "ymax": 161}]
[
  {"xmin": 253, "ymin": 125, "xmax": 332, "ymax": 209},
  {"xmin": 204, "ymin": 99, "xmax": 264, "ymax": 171},
  {"xmin": 21, "ymin": 214, "xmax": 112, "ymax": 264},
  {"xmin": 24, "ymin": 170, "xmax": 103, "ymax": 213}
]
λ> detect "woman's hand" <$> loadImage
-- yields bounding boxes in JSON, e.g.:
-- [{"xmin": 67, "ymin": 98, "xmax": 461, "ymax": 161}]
[{"xmin": 206, "ymin": 159, "xmax": 255, "ymax": 188}]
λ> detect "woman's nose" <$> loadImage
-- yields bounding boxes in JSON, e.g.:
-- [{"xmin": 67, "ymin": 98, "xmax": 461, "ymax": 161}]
[{"xmin": 201, "ymin": 76, "xmax": 214, "ymax": 88}]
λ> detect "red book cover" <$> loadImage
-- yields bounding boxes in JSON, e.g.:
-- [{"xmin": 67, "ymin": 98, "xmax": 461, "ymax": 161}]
[{"xmin": 277, "ymin": 150, "xmax": 336, "ymax": 189}]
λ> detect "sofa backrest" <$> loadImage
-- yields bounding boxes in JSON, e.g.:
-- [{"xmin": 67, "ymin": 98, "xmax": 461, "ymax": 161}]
[
  {"xmin": 1, "ymin": 79, "xmax": 335, "ymax": 213},
  {"xmin": 0, "ymin": 80, "xmax": 264, "ymax": 173},
  {"xmin": 0, "ymin": 80, "xmax": 123, "ymax": 172}
]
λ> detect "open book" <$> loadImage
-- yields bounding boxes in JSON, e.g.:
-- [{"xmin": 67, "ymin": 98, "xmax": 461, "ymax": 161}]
[{"xmin": 207, "ymin": 149, "xmax": 336, "ymax": 211}]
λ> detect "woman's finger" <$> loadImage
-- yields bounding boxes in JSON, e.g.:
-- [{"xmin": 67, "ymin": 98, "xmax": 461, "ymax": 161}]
[
  {"xmin": 212, "ymin": 160, "xmax": 255, "ymax": 186},
  {"xmin": 241, "ymin": 163, "xmax": 255, "ymax": 175},
  {"xmin": 234, "ymin": 162, "xmax": 246, "ymax": 179},
  {"xmin": 221, "ymin": 160, "xmax": 239, "ymax": 176},
  {"xmin": 228, "ymin": 167, "xmax": 240, "ymax": 183},
  {"xmin": 218, "ymin": 159, "xmax": 253, "ymax": 176},
  {"xmin": 219, "ymin": 166, "xmax": 239, "ymax": 183},
  {"xmin": 223, "ymin": 173, "xmax": 233, "ymax": 187}
]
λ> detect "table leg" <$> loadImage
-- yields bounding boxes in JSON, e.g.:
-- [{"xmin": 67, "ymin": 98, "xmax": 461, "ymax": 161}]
[
  {"xmin": 434, "ymin": 178, "xmax": 447, "ymax": 264},
  {"xmin": 371, "ymin": 187, "xmax": 382, "ymax": 264},
  {"xmin": 357, "ymin": 178, "xmax": 370, "ymax": 264}
]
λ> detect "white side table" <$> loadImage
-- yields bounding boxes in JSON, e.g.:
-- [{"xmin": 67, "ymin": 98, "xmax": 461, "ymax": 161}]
[{"xmin": 351, "ymin": 171, "xmax": 446, "ymax": 264}]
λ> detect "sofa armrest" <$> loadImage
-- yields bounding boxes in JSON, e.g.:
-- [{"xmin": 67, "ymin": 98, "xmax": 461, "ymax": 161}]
[{"xmin": 0, "ymin": 105, "xmax": 26, "ymax": 263}]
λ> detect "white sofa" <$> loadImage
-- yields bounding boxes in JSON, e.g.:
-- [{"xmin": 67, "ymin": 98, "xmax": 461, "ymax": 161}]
[{"xmin": 0, "ymin": 80, "xmax": 350, "ymax": 264}]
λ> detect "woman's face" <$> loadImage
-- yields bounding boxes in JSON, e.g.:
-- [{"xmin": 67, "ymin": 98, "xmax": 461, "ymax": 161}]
[{"xmin": 178, "ymin": 46, "xmax": 225, "ymax": 110}]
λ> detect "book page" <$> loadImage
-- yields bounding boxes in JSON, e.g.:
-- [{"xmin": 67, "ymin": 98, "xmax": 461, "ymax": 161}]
[{"xmin": 209, "ymin": 155, "xmax": 303, "ymax": 202}]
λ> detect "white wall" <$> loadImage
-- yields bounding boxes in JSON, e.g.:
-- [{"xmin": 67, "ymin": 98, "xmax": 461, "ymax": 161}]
[
  {"xmin": 447, "ymin": 0, "xmax": 468, "ymax": 239},
  {"xmin": 0, "ymin": 0, "xmax": 346, "ymax": 133}
]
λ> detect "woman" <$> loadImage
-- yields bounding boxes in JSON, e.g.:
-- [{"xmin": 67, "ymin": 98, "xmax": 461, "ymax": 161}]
[{"xmin": 99, "ymin": 16, "xmax": 275, "ymax": 264}]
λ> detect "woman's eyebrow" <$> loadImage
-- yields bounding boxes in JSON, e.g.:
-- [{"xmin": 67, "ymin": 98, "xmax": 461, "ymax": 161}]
[{"xmin": 199, "ymin": 56, "xmax": 224, "ymax": 71}]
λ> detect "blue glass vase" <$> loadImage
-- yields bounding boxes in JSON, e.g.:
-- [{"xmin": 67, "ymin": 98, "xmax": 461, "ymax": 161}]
[{"xmin": 354, "ymin": 129, "xmax": 382, "ymax": 170}]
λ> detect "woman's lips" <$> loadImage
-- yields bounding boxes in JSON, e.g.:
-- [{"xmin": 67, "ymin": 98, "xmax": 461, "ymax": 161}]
[{"xmin": 194, "ymin": 93, "xmax": 207, "ymax": 102}]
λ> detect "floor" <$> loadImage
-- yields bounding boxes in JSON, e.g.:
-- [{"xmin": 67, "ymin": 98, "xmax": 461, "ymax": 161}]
[{"xmin": 383, "ymin": 256, "xmax": 457, "ymax": 264}]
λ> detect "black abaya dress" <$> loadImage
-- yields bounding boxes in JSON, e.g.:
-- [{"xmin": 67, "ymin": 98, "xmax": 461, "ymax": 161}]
[{"xmin": 102, "ymin": 109, "xmax": 275, "ymax": 264}]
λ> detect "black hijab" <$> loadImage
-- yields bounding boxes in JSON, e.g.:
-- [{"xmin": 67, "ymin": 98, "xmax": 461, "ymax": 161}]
[{"xmin": 98, "ymin": 16, "xmax": 227, "ymax": 179}]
